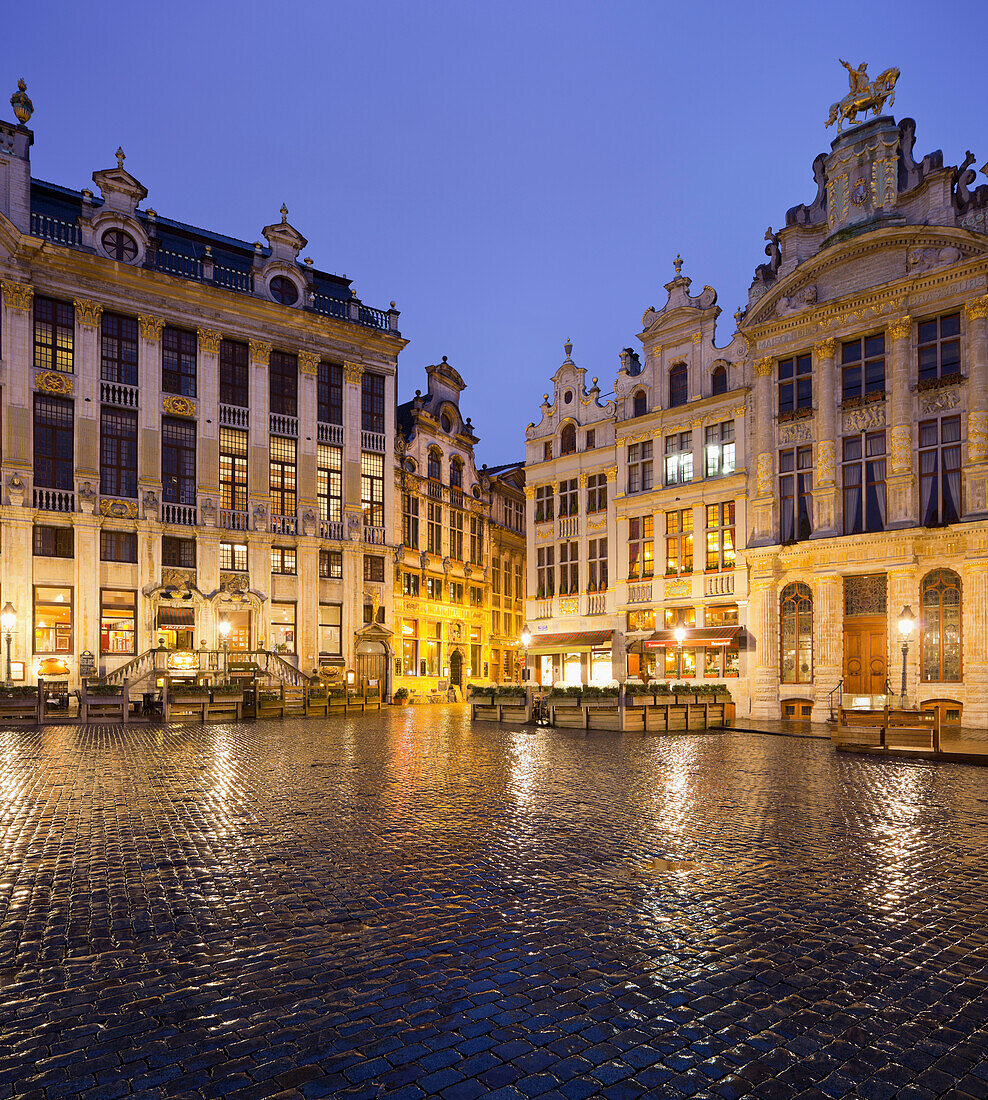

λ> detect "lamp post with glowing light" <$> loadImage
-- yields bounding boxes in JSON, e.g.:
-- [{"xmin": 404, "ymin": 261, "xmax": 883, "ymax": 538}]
[
  {"xmin": 674, "ymin": 624, "xmax": 686, "ymax": 678},
  {"xmin": 218, "ymin": 614, "xmax": 231, "ymax": 678},
  {"xmin": 520, "ymin": 624, "xmax": 531, "ymax": 685},
  {"xmin": 1, "ymin": 603, "xmax": 15, "ymax": 687},
  {"xmin": 897, "ymin": 606, "xmax": 914, "ymax": 709}
]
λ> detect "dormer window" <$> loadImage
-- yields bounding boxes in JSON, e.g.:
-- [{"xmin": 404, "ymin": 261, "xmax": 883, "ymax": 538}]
[
  {"xmin": 669, "ymin": 362, "xmax": 687, "ymax": 407},
  {"xmin": 441, "ymin": 413, "xmax": 453, "ymax": 433},
  {"xmin": 428, "ymin": 450, "xmax": 442, "ymax": 480},
  {"xmin": 450, "ymin": 458, "xmax": 463, "ymax": 488},
  {"xmin": 560, "ymin": 423, "xmax": 577, "ymax": 455},
  {"xmin": 269, "ymin": 276, "xmax": 299, "ymax": 305},
  {"xmin": 712, "ymin": 365, "xmax": 728, "ymax": 395},
  {"xmin": 632, "ymin": 389, "xmax": 648, "ymax": 418},
  {"xmin": 101, "ymin": 228, "xmax": 138, "ymax": 263}
]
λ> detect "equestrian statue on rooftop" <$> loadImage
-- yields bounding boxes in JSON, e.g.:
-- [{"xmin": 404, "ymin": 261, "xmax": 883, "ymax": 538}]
[{"xmin": 826, "ymin": 59, "xmax": 900, "ymax": 134}]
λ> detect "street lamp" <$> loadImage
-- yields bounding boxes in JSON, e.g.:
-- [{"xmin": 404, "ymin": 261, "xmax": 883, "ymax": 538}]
[
  {"xmin": 520, "ymin": 624, "xmax": 531, "ymax": 684},
  {"xmin": 674, "ymin": 624, "xmax": 686, "ymax": 679},
  {"xmin": 218, "ymin": 614, "xmax": 231, "ymax": 678},
  {"xmin": 897, "ymin": 606, "xmax": 915, "ymax": 709},
  {"xmin": 1, "ymin": 602, "xmax": 15, "ymax": 687}
]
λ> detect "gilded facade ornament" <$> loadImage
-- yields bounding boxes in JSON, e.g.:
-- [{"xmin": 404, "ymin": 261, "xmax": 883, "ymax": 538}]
[
  {"xmin": 249, "ymin": 340, "xmax": 272, "ymax": 365},
  {"xmin": 578, "ymin": 473, "xmax": 588, "ymax": 487},
  {"xmin": 35, "ymin": 370, "xmax": 73, "ymax": 396},
  {"xmin": 813, "ymin": 337, "xmax": 837, "ymax": 358},
  {"xmin": 890, "ymin": 425, "xmax": 911, "ymax": 469},
  {"xmin": 100, "ymin": 498, "xmax": 139, "ymax": 519},
  {"xmin": 605, "ymin": 467, "xmax": 618, "ymax": 483},
  {"xmin": 1, "ymin": 279, "xmax": 33, "ymax": 311},
  {"xmin": 664, "ymin": 579, "xmax": 689, "ymax": 598},
  {"xmin": 197, "ymin": 328, "xmax": 222, "ymax": 355},
  {"xmin": 872, "ymin": 157, "xmax": 898, "ymax": 208},
  {"xmin": 73, "ymin": 299, "xmax": 103, "ymax": 327},
  {"xmin": 968, "ymin": 411, "xmax": 988, "ymax": 463},
  {"xmin": 343, "ymin": 361, "xmax": 364, "ymax": 384},
  {"xmin": 754, "ymin": 357, "xmax": 774, "ymax": 378},
  {"xmin": 756, "ymin": 453, "xmax": 773, "ymax": 496},
  {"xmin": 523, "ymin": 485, "xmax": 536, "ymax": 500},
  {"xmin": 138, "ymin": 314, "xmax": 165, "ymax": 342},
  {"xmin": 732, "ymin": 404, "xmax": 747, "ymax": 418},
  {"xmin": 817, "ymin": 440, "xmax": 836, "ymax": 485},
  {"xmin": 691, "ymin": 332, "xmax": 703, "ymax": 344},
  {"xmin": 10, "ymin": 78, "xmax": 33, "ymax": 125},
  {"xmin": 965, "ymin": 295, "xmax": 988, "ymax": 322},
  {"xmin": 559, "ymin": 597, "xmax": 578, "ymax": 616},
  {"xmin": 825, "ymin": 60, "xmax": 900, "ymax": 134},
  {"xmin": 298, "ymin": 351, "xmax": 320, "ymax": 376},
  {"xmin": 887, "ymin": 316, "xmax": 912, "ymax": 341},
  {"xmin": 162, "ymin": 395, "xmax": 197, "ymax": 418}
]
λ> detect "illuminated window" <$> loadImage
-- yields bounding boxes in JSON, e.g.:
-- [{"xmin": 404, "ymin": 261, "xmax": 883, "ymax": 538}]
[
  {"xmin": 921, "ymin": 569, "xmax": 961, "ymax": 682},
  {"xmin": 780, "ymin": 582, "xmax": 812, "ymax": 684},
  {"xmin": 34, "ymin": 585, "xmax": 73, "ymax": 655},
  {"xmin": 100, "ymin": 589, "xmax": 136, "ymax": 656},
  {"xmin": 665, "ymin": 509, "xmax": 693, "ymax": 575},
  {"xmin": 628, "ymin": 516, "xmax": 654, "ymax": 580},
  {"xmin": 34, "ymin": 296, "xmax": 74, "ymax": 373}
]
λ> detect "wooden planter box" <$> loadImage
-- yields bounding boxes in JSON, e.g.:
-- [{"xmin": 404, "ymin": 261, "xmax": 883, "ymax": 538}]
[
  {"xmin": 584, "ymin": 696, "xmax": 620, "ymax": 707},
  {"xmin": 665, "ymin": 703, "xmax": 689, "ymax": 731},
  {"xmin": 306, "ymin": 692, "xmax": 329, "ymax": 717},
  {"xmin": 0, "ymin": 694, "xmax": 41, "ymax": 722},
  {"xmin": 206, "ymin": 693, "xmax": 243, "ymax": 722},
  {"xmin": 548, "ymin": 696, "xmax": 582, "ymax": 707},
  {"xmin": 327, "ymin": 695, "xmax": 347, "ymax": 712},
  {"xmin": 551, "ymin": 704, "xmax": 587, "ymax": 728},
  {"xmin": 499, "ymin": 703, "xmax": 529, "ymax": 722},
  {"xmin": 471, "ymin": 703, "xmax": 501, "ymax": 722},
  {"xmin": 626, "ymin": 695, "xmax": 655, "ymax": 707},
  {"xmin": 469, "ymin": 694, "xmax": 495, "ymax": 708},
  {"xmin": 256, "ymin": 692, "xmax": 284, "ymax": 719},
  {"xmin": 364, "ymin": 693, "xmax": 381, "ymax": 711},
  {"xmin": 82, "ymin": 694, "xmax": 126, "ymax": 722},
  {"xmin": 165, "ymin": 694, "xmax": 209, "ymax": 723},
  {"xmin": 345, "ymin": 694, "xmax": 365, "ymax": 713}
]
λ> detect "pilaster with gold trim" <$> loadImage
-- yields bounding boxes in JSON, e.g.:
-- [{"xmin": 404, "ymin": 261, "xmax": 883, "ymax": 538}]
[
  {"xmin": 297, "ymin": 351, "xmax": 321, "ymax": 507},
  {"xmin": 812, "ymin": 338, "xmax": 839, "ymax": 537},
  {"xmin": 886, "ymin": 316, "xmax": 914, "ymax": 527},
  {"xmin": 137, "ymin": 314, "xmax": 165, "ymax": 489},
  {"xmin": 752, "ymin": 357, "xmax": 776, "ymax": 541},
  {"xmin": 964, "ymin": 297, "xmax": 988, "ymax": 517},
  {"xmin": 73, "ymin": 299, "xmax": 104, "ymax": 476}
]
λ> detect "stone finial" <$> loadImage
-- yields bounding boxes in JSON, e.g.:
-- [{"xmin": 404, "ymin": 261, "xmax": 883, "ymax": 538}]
[
  {"xmin": 280, "ymin": 203, "xmax": 289, "ymax": 223},
  {"xmin": 10, "ymin": 78, "xmax": 33, "ymax": 125},
  {"xmin": 673, "ymin": 253, "xmax": 683, "ymax": 276},
  {"xmin": 115, "ymin": 146, "xmax": 125, "ymax": 169},
  {"xmin": 564, "ymin": 338, "xmax": 573, "ymax": 359}
]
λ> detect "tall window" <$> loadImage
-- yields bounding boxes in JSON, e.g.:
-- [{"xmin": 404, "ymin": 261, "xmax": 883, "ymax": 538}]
[
  {"xmin": 537, "ymin": 546, "xmax": 555, "ymax": 597},
  {"xmin": 33, "ymin": 525, "xmax": 73, "ymax": 557},
  {"xmin": 664, "ymin": 432, "xmax": 693, "ymax": 486},
  {"xmin": 317, "ymin": 443, "xmax": 342, "ymax": 522},
  {"xmin": 319, "ymin": 604, "xmax": 343, "ymax": 656},
  {"xmin": 449, "ymin": 509, "xmax": 464, "ymax": 560},
  {"xmin": 535, "ymin": 485, "xmax": 554, "ymax": 522},
  {"xmin": 271, "ymin": 547, "xmax": 297, "ymax": 575},
  {"xmin": 585, "ymin": 430, "xmax": 596, "ymax": 450},
  {"xmin": 34, "ymin": 395, "xmax": 74, "ymax": 490},
  {"xmin": 162, "ymin": 326, "xmax": 197, "ymax": 396},
  {"xmin": 665, "ymin": 509, "xmax": 693, "ymax": 575},
  {"xmin": 320, "ymin": 549, "xmax": 342, "ymax": 579},
  {"xmin": 669, "ymin": 362, "xmax": 687, "ymax": 407},
  {"xmin": 364, "ymin": 555, "xmax": 385, "ymax": 583},
  {"xmin": 100, "ymin": 530, "xmax": 137, "ymax": 562},
  {"xmin": 269, "ymin": 435, "xmax": 297, "ymax": 516},
  {"xmin": 705, "ymin": 502, "xmax": 735, "ymax": 571},
  {"xmin": 704, "ymin": 421, "xmax": 735, "ymax": 478},
  {"xmin": 627, "ymin": 441, "xmax": 653, "ymax": 493},
  {"xmin": 711, "ymin": 365, "xmax": 728, "ymax": 395},
  {"xmin": 842, "ymin": 333, "xmax": 885, "ymax": 403},
  {"xmin": 361, "ymin": 372, "xmax": 385, "ymax": 433},
  {"xmin": 779, "ymin": 445, "xmax": 813, "ymax": 542},
  {"xmin": 426, "ymin": 575, "xmax": 442, "ymax": 600},
  {"xmin": 492, "ymin": 558, "xmax": 501, "ymax": 597},
  {"xmin": 162, "ymin": 536, "xmax": 195, "ymax": 568},
  {"xmin": 632, "ymin": 390, "xmax": 648, "ymax": 418},
  {"xmin": 100, "ymin": 407, "xmax": 138, "ymax": 499},
  {"xmin": 219, "ymin": 339, "xmax": 249, "ymax": 406},
  {"xmin": 561, "ymin": 423, "xmax": 577, "ymax": 455},
  {"xmin": 628, "ymin": 516, "xmax": 654, "ymax": 579},
  {"xmin": 100, "ymin": 590, "xmax": 136, "ymax": 656},
  {"xmin": 558, "ymin": 478, "xmax": 579, "ymax": 517},
  {"xmin": 558, "ymin": 542, "xmax": 579, "ymax": 595},
  {"xmin": 219, "ymin": 542, "xmax": 248, "ymax": 571},
  {"xmin": 842, "ymin": 432, "xmax": 886, "ymax": 534},
  {"xmin": 780, "ymin": 582, "xmax": 812, "ymax": 684},
  {"xmin": 515, "ymin": 561, "xmax": 523, "ymax": 601},
  {"xmin": 543, "ymin": 441, "xmax": 553, "ymax": 462},
  {"xmin": 101, "ymin": 313, "xmax": 138, "ymax": 385},
  {"xmin": 918, "ymin": 313, "xmax": 961, "ymax": 383},
  {"xmin": 402, "ymin": 492, "xmax": 419, "ymax": 548},
  {"xmin": 919, "ymin": 416, "xmax": 961, "ymax": 526},
  {"xmin": 269, "ymin": 351, "xmax": 298, "ymax": 417},
  {"xmin": 34, "ymin": 585, "xmax": 72, "ymax": 654},
  {"xmin": 427, "ymin": 501, "xmax": 442, "ymax": 554},
  {"xmin": 402, "ymin": 572, "xmax": 420, "ymax": 596},
  {"xmin": 921, "ymin": 569, "xmax": 961, "ymax": 682},
  {"xmin": 588, "ymin": 538, "xmax": 608, "ymax": 591},
  {"xmin": 428, "ymin": 450, "xmax": 442, "ymax": 480},
  {"xmin": 34, "ymin": 297, "xmax": 74, "ymax": 372},
  {"xmin": 469, "ymin": 516, "xmax": 484, "ymax": 565},
  {"xmin": 361, "ymin": 451, "xmax": 384, "ymax": 527},
  {"xmin": 219, "ymin": 427, "xmax": 248, "ymax": 512},
  {"xmin": 586, "ymin": 473, "xmax": 607, "ymax": 513},
  {"xmin": 502, "ymin": 559, "xmax": 512, "ymax": 598},
  {"xmin": 450, "ymin": 458, "xmax": 463, "ymax": 488},
  {"xmin": 778, "ymin": 353, "xmax": 812, "ymax": 415},
  {"xmin": 317, "ymin": 361, "xmax": 343, "ymax": 424}
]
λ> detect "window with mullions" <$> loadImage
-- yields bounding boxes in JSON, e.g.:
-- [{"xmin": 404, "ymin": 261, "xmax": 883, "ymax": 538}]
[
  {"xmin": 428, "ymin": 450, "xmax": 442, "ymax": 481},
  {"xmin": 162, "ymin": 536, "xmax": 195, "ymax": 568},
  {"xmin": 535, "ymin": 485, "xmax": 554, "ymax": 522},
  {"xmin": 402, "ymin": 572, "xmax": 420, "ymax": 596},
  {"xmin": 101, "ymin": 407, "xmax": 138, "ymax": 498},
  {"xmin": 427, "ymin": 501, "xmax": 442, "ymax": 554},
  {"xmin": 558, "ymin": 542, "xmax": 579, "ymax": 595},
  {"xmin": 269, "ymin": 351, "xmax": 298, "ymax": 417},
  {"xmin": 778, "ymin": 352, "xmax": 812, "ymax": 415},
  {"xmin": 586, "ymin": 473, "xmax": 607, "ymax": 513},
  {"xmin": 320, "ymin": 549, "xmax": 342, "ymax": 579},
  {"xmin": 451, "ymin": 581, "xmax": 464, "ymax": 604},
  {"xmin": 628, "ymin": 516, "xmax": 654, "ymax": 580},
  {"xmin": 705, "ymin": 502, "xmax": 735, "ymax": 571},
  {"xmin": 219, "ymin": 427, "xmax": 249, "ymax": 512},
  {"xmin": 100, "ymin": 530, "xmax": 137, "ymax": 562},
  {"xmin": 219, "ymin": 339, "xmax": 249, "ymax": 407},
  {"xmin": 841, "ymin": 333, "xmax": 885, "ymax": 403},
  {"xmin": 162, "ymin": 326, "xmax": 197, "ymax": 397},
  {"xmin": 780, "ymin": 582, "xmax": 813, "ymax": 684},
  {"xmin": 317, "ymin": 361, "xmax": 343, "ymax": 424},
  {"xmin": 425, "ymin": 575, "xmax": 442, "ymax": 599},
  {"xmin": 269, "ymin": 435, "xmax": 297, "ymax": 517},
  {"xmin": 450, "ymin": 459, "xmax": 463, "ymax": 489},
  {"xmin": 558, "ymin": 478, "xmax": 579, "ymax": 517},
  {"xmin": 361, "ymin": 451, "xmax": 385, "ymax": 528},
  {"xmin": 361, "ymin": 372, "xmax": 385, "ymax": 433},
  {"xmin": 100, "ymin": 589, "xmax": 136, "ymax": 656},
  {"xmin": 842, "ymin": 432, "xmax": 886, "ymax": 534},
  {"xmin": 919, "ymin": 416, "xmax": 961, "ymax": 526},
  {"xmin": 469, "ymin": 515, "xmax": 484, "ymax": 565},
  {"xmin": 627, "ymin": 440, "xmax": 653, "ymax": 492},
  {"xmin": 317, "ymin": 443, "xmax": 342, "ymax": 522},
  {"xmin": 779, "ymin": 445, "xmax": 813, "ymax": 543},
  {"xmin": 33, "ymin": 525, "xmax": 73, "ymax": 557},
  {"xmin": 669, "ymin": 362, "xmax": 687, "ymax": 407},
  {"xmin": 402, "ymin": 492, "xmax": 419, "ymax": 549},
  {"xmin": 632, "ymin": 390, "xmax": 648, "ymax": 418},
  {"xmin": 319, "ymin": 603, "xmax": 343, "ymax": 656},
  {"xmin": 503, "ymin": 559, "xmax": 513, "ymax": 598},
  {"xmin": 270, "ymin": 547, "xmax": 297, "ymax": 575},
  {"xmin": 34, "ymin": 296, "xmax": 74, "ymax": 372},
  {"xmin": 704, "ymin": 420, "xmax": 735, "ymax": 478},
  {"xmin": 664, "ymin": 432, "xmax": 693, "ymax": 486},
  {"xmin": 449, "ymin": 509, "xmax": 464, "ymax": 560},
  {"xmin": 588, "ymin": 538, "xmax": 608, "ymax": 592},
  {"xmin": 921, "ymin": 569, "xmax": 961, "ymax": 682},
  {"xmin": 100, "ymin": 313, "xmax": 138, "ymax": 385},
  {"xmin": 711, "ymin": 365, "xmax": 728, "ymax": 395},
  {"xmin": 665, "ymin": 509, "xmax": 693, "ymax": 575},
  {"xmin": 219, "ymin": 542, "xmax": 247, "ymax": 571},
  {"xmin": 536, "ymin": 546, "xmax": 555, "ymax": 598},
  {"xmin": 34, "ymin": 395, "xmax": 74, "ymax": 490},
  {"xmin": 560, "ymin": 423, "xmax": 577, "ymax": 455},
  {"xmin": 918, "ymin": 313, "xmax": 961, "ymax": 383}
]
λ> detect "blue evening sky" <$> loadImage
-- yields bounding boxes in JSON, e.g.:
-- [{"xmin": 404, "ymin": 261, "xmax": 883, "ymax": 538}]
[{"xmin": 12, "ymin": 1, "xmax": 986, "ymax": 464}]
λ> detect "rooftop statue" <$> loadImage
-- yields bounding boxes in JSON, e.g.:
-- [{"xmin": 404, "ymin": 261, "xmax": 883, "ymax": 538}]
[{"xmin": 825, "ymin": 58, "xmax": 900, "ymax": 134}]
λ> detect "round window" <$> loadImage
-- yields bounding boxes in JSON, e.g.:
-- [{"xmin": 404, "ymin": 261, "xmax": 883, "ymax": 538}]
[
  {"xmin": 441, "ymin": 414, "xmax": 452, "ymax": 433},
  {"xmin": 101, "ymin": 227, "xmax": 138, "ymax": 262},
  {"xmin": 269, "ymin": 275, "xmax": 299, "ymax": 305},
  {"xmin": 563, "ymin": 390, "xmax": 573, "ymax": 404}
]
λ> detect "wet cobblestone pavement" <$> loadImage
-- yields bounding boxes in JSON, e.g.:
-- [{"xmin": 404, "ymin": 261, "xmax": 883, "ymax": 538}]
[{"xmin": 1, "ymin": 710, "xmax": 988, "ymax": 1099}]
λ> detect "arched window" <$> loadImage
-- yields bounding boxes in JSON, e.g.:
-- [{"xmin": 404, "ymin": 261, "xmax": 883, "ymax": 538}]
[
  {"xmin": 633, "ymin": 389, "xmax": 648, "ymax": 418},
  {"xmin": 780, "ymin": 582, "xmax": 812, "ymax": 684},
  {"xmin": 921, "ymin": 569, "xmax": 961, "ymax": 682},
  {"xmin": 669, "ymin": 362, "xmax": 687, "ymax": 407},
  {"xmin": 427, "ymin": 450, "xmax": 441, "ymax": 481},
  {"xmin": 712, "ymin": 365, "xmax": 728, "ymax": 395},
  {"xmin": 450, "ymin": 458, "xmax": 463, "ymax": 488},
  {"xmin": 560, "ymin": 423, "xmax": 577, "ymax": 455}
]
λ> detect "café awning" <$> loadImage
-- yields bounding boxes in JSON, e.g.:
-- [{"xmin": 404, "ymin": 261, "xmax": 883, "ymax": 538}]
[
  {"xmin": 645, "ymin": 626, "xmax": 740, "ymax": 649},
  {"xmin": 156, "ymin": 606, "xmax": 195, "ymax": 626},
  {"xmin": 527, "ymin": 629, "xmax": 614, "ymax": 655}
]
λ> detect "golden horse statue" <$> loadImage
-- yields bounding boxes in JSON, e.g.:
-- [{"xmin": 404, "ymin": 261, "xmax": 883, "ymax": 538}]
[{"xmin": 825, "ymin": 64, "xmax": 900, "ymax": 134}]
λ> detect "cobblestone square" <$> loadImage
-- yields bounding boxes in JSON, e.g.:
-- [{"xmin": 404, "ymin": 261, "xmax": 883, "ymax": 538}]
[{"xmin": 1, "ymin": 709, "xmax": 987, "ymax": 1099}]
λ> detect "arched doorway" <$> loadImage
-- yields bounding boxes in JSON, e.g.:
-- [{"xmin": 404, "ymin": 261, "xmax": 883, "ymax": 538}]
[
  {"xmin": 450, "ymin": 648, "xmax": 463, "ymax": 689},
  {"xmin": 356, "ymin": 639, "xmax": 387, "ymax": 691}
]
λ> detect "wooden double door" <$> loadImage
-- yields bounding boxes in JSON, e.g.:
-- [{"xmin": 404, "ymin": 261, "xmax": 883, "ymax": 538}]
[{"xmin": 843, "ymin": 615, "xmax": 887, "ymax": 695}]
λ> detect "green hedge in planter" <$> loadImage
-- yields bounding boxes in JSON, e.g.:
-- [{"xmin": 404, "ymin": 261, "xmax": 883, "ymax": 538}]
[
  {"xmin": 0, "ymin": 686, "xmax": 38, "ymax": 699},
  {"xmin": 493, "ymin": 685, "xmax": 526, "ymax": 698},
  {"xmin": 392, "ymin": 687, "xmax": 409, "ymax": 703},
  {"xmin": 212, "ymin": 682, "xmax": 244, "ymax": 696},
  {"xmin": 623, "ymin": 681, "xmax": 652, "ymax": 697},
  {"xmin": 548, "ymin": 685, "xmax": 583, "ymax": 699},
  {"xmin": 86, "ymin": 683, "xmax": 122, "ymax": 696},
  {"xmin": 581, "ymin": 685, "xmax": 619, "ymax": 699},
  {"xmin": 168, "ymin": 683, "xmax": 210, "ymax": 697}
]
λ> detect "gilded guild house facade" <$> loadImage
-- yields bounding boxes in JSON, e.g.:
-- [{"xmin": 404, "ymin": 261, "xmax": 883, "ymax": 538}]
[
  {"xmin": 526, "ymin": 68, "xmax": 988, "ymax": 728},
  {"xmin": 394, "ymin": 359, "xmax": 526, "ymax": 698},
  {"xmin": 0, "ymin": 83, "xmax": 405, "ymax": 691}
]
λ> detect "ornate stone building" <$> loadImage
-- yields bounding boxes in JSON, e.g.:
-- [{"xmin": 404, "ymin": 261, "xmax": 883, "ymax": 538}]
[
  {"xmin": 0, "ymin": 82, "xmax": 405, "ymax": 691},
  {"xmin": 526, "ymin": 66, "xmax": 988, "ymax": 728},
  {"xmin": 394, "ymin": 359, "xmax": 525, "ymax": 697}
]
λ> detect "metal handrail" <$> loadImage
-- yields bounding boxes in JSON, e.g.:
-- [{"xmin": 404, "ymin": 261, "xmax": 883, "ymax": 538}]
[{"xmin": 828, "ymin": 678, "xmax": 844, "ymax": 722}]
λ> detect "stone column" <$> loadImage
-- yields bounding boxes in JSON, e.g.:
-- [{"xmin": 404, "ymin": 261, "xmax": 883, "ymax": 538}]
[
  {"xmin": 1, "ymin": 280, "xmax": 34, "ymax": 492},
  {"xmin": 812, "ymin": 338, "xmax": 838, "ymax": 537},
  {"xmin": 343, "ymin": 362, "xmax": 364, "ymax": 533},
  {"xmin": 886, "ymin": 316, "xmax": 914, "ymax": 527},
  {"xmin": 964, "ymin": 296, "xmax": 988, "ymax": 517},
  {"xmin": 248, "ymin": 340, "xmax": 272, "ymax": 532},
  {"xmin": 961, "ymin": 558, "xmax": 988, "ymax": 725},
  {"xmin": 0, "ymin": 511, "xmax": 32, "ymax": 679},
  {"xmin": 138, "ymin": 314, "xmax": 165, "ymax": 495},
  {"xmin": 298, "ymin": 351, "xmax": 320, "ymax": 515},
  {"xmin": 75, "ymin": 511, "xmax": 101, "ymax": 676},
  {"xmin": 196, "ymin": 329, "xmax": 222, "ymax": 506},
  {"xmin": 297, "ymin": 542, "xmax": 320, "ymax": 675},
  {"xmin": 72, "ymin": 300, "xmax": 102, "ymax": 496},
  {"xmin": 812, "ymin": 572, "xmax": 842, "ymax": 719},
  {"xmin": 887, "ymin": 565, "xmax": 917, "ymax": 707},
  {"xmin": 751, "ymin": 357, "xmax": 775, "ymax": 543},
  {"xmin": 747, "ymin": 559, "xmax": 778, "ymax": 720}
]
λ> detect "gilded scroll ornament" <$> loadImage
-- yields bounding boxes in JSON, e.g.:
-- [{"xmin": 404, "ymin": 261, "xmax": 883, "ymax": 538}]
[
  {"xmin": 578, "ymin": 473, "xmax": 588, "ymax": 487},
  {"xmin": 298, "ymin": 351, "xmax": 320, "ymax": 376},
  {"xmin": 887, "ymin": 316, "xmax": 912, "ymax": 341},
  {"xmin": 162, "ymin": 395, "xmax": 197, "ymax": 418},
  {"xmin": 197, "ymin": 328, "xmax": 222, "ymax": 354},
  {"xmin": 890, "ymin": 424, "xmax": 911, "ymax": 469},
  {"xmin": 965, "ymin": 295, "xmax": 988, "ymax": 322},
  {"xmin": 872, "ymin": 157, "xmax": 898, "ymax": 208},
  {"xmin": 754, "ymin": 357, "xmax": 774, "ymax": 378},
  {"xmin": 100, "ymin": 498, "xmax": 139, "ymax": 519},
  {"xmin": 756, "ymin": 453, "xmax": 773, "ymax": 496},
  {"xmin": 73, "ymin": 299, "xmax": 103, "ymax": 327},
  {"xmin": 813, "ymin": 337, "xmax": 837, "ymax": 358},
  {"xmin": 559, "ymin": 597, "xmax": 579, "ymax": 616},
  {"xmin": 249, "ymin": 340, "xmax": 272, "ymax": 365},
  {"xmin": 1, "ymin": 279, "xmax": 33, "ymax": 311},
  {"xmin": 343, "ymin": 361, "xmax": 364, "ymax": 385},
  {"xmin": 969, "ymin": 411, "xmax": 988, "ymax": 463},
  {"xmin": 605, "ymin": 466, "xmax": 618, "ymax": 483},
  {"xmin": 35, "ymin": 370, "xmax": 73, "ymax": 395},
  {"xmin": 817, "ymin": 440, "xmax": 836, "ymax": 485},
  {"xmin": 664, "ymin": 579, "xmax": 689, "ymax": 598},
  {"xmin": 138, "ymin": 314, "xmax": 165, "ymax": 342}
]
